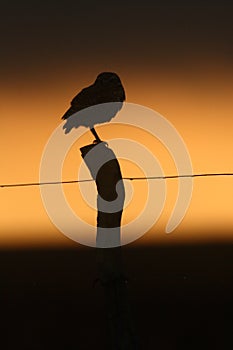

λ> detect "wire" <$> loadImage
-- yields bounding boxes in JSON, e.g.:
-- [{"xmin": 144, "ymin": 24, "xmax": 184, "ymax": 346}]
[
  {"xmin": 124, "ymin": 173, "xmax": 233, "ymax": 181},
  {"xmin": 1, "ymin": 173, "xmax": 233, "ymax": 188}
]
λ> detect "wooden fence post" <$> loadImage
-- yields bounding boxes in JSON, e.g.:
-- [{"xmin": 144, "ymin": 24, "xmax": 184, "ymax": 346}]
[{"xmin": 80, "ymin": 142, "xmax": 139, "ymax": 349}]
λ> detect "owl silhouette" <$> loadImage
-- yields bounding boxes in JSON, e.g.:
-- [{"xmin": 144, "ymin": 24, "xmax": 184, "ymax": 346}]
[{"xmin": 61, "ymin": 72, "xmax": 126, "ymax": 142}]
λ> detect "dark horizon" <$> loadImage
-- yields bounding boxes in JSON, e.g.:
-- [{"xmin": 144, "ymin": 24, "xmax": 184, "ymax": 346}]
[{"xmin": 1, "ymin": 243, "xmax": 232, "ymax": 349}]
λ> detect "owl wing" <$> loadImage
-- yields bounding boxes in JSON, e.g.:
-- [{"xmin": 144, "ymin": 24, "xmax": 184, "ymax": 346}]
[
  {"xmin": 61, "ymin": 83, "xmax": 125, "ymax": 120},
  {"xmin": 61, "ymin": 86, "xmax": 94, "ymax": 120}
]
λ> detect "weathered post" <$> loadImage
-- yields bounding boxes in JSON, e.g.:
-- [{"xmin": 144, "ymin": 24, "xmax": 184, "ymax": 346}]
[{"xmin": 80, "ymin": 141, "xmax": 139, "ymax": 349}]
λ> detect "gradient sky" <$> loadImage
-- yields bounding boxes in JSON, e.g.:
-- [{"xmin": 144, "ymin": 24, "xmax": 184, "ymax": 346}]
[{"xmin": 1, "ymin": 1, "xmax": 233, "ymax": 248}]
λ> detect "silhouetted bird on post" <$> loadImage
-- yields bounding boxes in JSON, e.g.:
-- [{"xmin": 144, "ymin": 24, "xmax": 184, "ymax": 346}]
[{"xmin": 61, "ymin": 72, "xmax": 126, "ymax": 142}]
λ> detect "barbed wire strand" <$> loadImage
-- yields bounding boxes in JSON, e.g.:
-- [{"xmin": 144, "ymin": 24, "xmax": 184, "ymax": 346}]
[{"xmin": 1, "ymin": 172, "xmax": 233, "ymax": 188}]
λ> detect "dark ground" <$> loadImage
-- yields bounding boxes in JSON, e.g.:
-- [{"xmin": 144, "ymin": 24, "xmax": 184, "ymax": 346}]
[{"xmin": 0, "ymin": 243, "xmax": 232, "ymax": 349}]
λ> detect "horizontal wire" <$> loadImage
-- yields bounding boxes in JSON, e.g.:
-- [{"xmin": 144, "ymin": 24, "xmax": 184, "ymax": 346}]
[
  {"xmin": 0, "ymin": 179, "xmax": 94, "ymax": 188},
  {"xmin": 1, "ymin": 173, "xmax": 233, "ymax": 188},
  {"xmin": 124, "ymin": 173, "xmax": 233, "ymax": 181}
]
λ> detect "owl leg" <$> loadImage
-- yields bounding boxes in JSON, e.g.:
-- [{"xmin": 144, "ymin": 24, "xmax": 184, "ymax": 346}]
[{"xmin": 91, "ymin": 127, "xmax": 102, "ymax": 143}]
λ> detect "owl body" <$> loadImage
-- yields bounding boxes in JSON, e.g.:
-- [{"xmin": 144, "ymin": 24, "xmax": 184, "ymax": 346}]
[{"xmin": 62, "ymin": 72, "xmax": 125, "ymax": 120}]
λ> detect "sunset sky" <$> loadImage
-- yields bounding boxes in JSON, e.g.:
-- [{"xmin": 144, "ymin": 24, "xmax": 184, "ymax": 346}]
[{"xmin": 1, "ymin": 1, "xmax": 233, "ymax": 248}]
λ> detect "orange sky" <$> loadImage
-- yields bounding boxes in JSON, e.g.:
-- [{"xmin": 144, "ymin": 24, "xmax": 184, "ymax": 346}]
[{"xmin": 1, "ymin": 61, "xmax": 233, "ymax": 248}]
